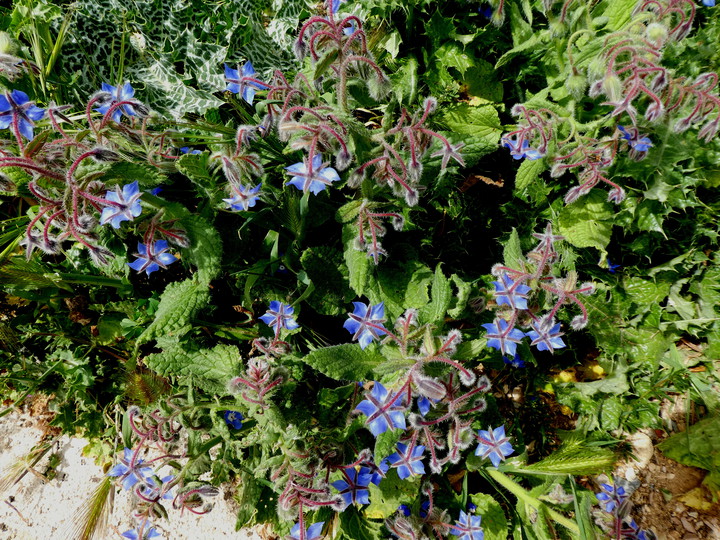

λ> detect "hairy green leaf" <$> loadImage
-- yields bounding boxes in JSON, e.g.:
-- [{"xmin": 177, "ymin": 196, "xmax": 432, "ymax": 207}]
[{"xmin": 302, "ymin": 344, "xmax": 383, "ymax": 381}]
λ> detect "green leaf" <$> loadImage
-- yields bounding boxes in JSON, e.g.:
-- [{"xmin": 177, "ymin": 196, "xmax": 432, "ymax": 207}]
[
  {"xmin": 337, "ymin": 200, "xmax": 364, "ymax": 223},
  {"xmin": 374, "ymin": 429, "xmax": 403, "ymax": 466},
  {"xmin": 104, "ymin": 162, "xmax": 163, "ymax": 189},
  {"xmin": 176, "ymin": 152, "xmax": 217, "ymax": 200},
  {"xmin": 302, "ymin": 344, "xmax": 383, "ymax": 381},
  {"xmin": 144, "ymin": 342, "xmax": 239, "ymax": 393},
  {"xmin": 339, "ymin": 506, "xmax": 383, "ymax": 540},
  {"xmin": 301, "ymin": 247, "xmax": 353, "ymax": 316},
  {"xmin": 343, "ymin": 223, "xmax": 371, "ymax": 296},
  {"xmin": 447, "ymin": 274, "xmax": 471, "ymax": 318},
  {"xmin": 235, "ymin": 471, "xmax": 262, "ymax": 526},
  {"xmin": 503, "ymin": 228, "xmax": 524, "ymax": 269},
  {"xmin": 558, "ymin": 190, "xmax": 613, "ymax": 250},
  {"xmin": 601, "ymin": 0, "xmax": 638, "ymax": 31},
  {"xmin": 435, "ymin": 43, "xmax": 474, "ymax": 77},
  {"xmin": 419, "ymin": 264, "xmax": 452, "ymax": 324},
  {"xmin": 469, "ymin": 493, "xmax": 508, "ymax": 540},
  {"xmin": 365, "ymin": 469, "xmax": 419, "ymax": 519},
  {"xmin": 658, "ymin": 415, "xmax": 720, "ymax": 493},
  {"xmin": 391, "ymin": 56, "xmax": 418, "ymax": 104},
  {"xmin": 181, "ymin": 215, "xmax": 223, "ymax": 284},
  {"xmin": 438, "ymin": 103, "xmax": 503, "ymax": 142},
  {"xmin": 138, "ymin": 278, "xmax": 210, "ymax": 345},
  {"xmin": 514, "ymin": 158, "xmax": 546, "ymax": 194}
]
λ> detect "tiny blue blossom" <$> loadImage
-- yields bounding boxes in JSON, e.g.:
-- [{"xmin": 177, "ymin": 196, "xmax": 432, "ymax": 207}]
[
  {"xmin": 285, "ymin": 153, "xmax": 341, "ymax": 195},
  {"xmin": 618, "ymin": 125, "xmax": 652, "ymax": 152},
  {"xmin": 596, "ymin": 482, "xmax": 626, "ymax": 513},
  {"xmin": 223, "ymin": 183, "xmax": 262, "ymax": 211},
  {"xmin": 606, "ymin": 258, "xmax": 621, "ymax": 273},
  {"xmin": 398, "ymin": 504, "xmax": 411, "ymax": 516},
  {"xmin": 121, "ymin": 525, "xmax": 161, "ymax": 540},
  {"xmin": 289, "ymin": 521, "xmax": 324, "ymax": 540},
  {"xmin": 451, "ymin": 510, "xmax": 484, "ymax": 540},
  {"xmin": 417, "ymin": 396, "xmax": 432, "ymax": 417},
  {"xmin": 95, "ymin": 82, "xmax": 136, "ymax": 123},
  {"xmin": 420, "ymin": 499, "xmax": 430, "ymax": 518},
  {"xmin": 482, "ymin": 318, "xmax": 526, "ymax": 356},
  {"xmin": 331, "ymin": 0, "xmax": 346, "ymax": 13},
  {"xmin": 343, "ymin": 301, "xmax": 387, "ymax": 349},
  {"xmin": 179, "ymin": 146, "xmax": 202, "ymax": 155},
  {"xmin": 475, "ymin": 425, "xmax": 514, "ymax": 468},
  {"xmin": 502, "ymin": 136, "xmax": 543, "ymax": 160},
  {"xmin": 331, "ymin": 467, "xmax": 372, "ymax": 509},
  {"xmin": 100, "ymin": 181, "xmax": 142, "ymax": 229},
  {"xmin": 224, "ymin": 62, "xmax": 267, "ymax": 105},
  {"xmin": 0, "ymin": 90, "xmax": 46, "ymax": 140},
  {"xmin": 467, "ymin": 502, "xmax": 478, "ymax": 513},
  {"xmin": 224, "ymin": 410, "xmax": 244, "ymax": 430},
  {"xmin": 703, "ymin": 0, "xmax": 715, "ymax": 7},
  {"xmin": 127, "ymin": 240, "xmax": 178, "ymax": 276},
  {"xmin": 108, "ymin": 448, "xmax": 154, "ymax": 491},
  {"xmin": 343, "ymin": 20, "xmax": 357, "ymax": 36},
  {"xmin": 492, "ymin": 274, "xmax": 531, "ymax": 310},
  {"xmin": 355, "ymin": 381, "xmax": 406, "ymax": 437},
  {"xmin": 526, "ymin": 319, "xmax": 565, "ymax": 354},
  {"xmin": 503, "ymin": 352, "xmax": 526, "ymax": 368},
  {"xmin": 259, "ymin": 301, "xmax": 300, "ymax": 332}
]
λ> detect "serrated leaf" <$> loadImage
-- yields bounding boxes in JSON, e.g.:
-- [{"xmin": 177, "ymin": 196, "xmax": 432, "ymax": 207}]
[
  {"xmin": 181, "ymin": 215, "xmax": 223, "ymax": 284},
  {"xmin": 514, "ymin": 158, "xmax": 546, "ymax": 193},
  {"xmin": 558, "ymin": 190, "xmax": 613, "ymax": 250},
  {"xmin": 435, "ymin": 43, "xmax": 474, "ymax": 77},
  {"xmin": 438, "ymin": 103, "xmax": 503, "ymax": 141},
  {"xmin": 336, "ymin": 200, "xmax": 364, "ymax": 223},
  {"xmin": 454, "ymin": 339, "xmax": 487, "ymax": 360},
  {"xmin": 374, "ymin": 429, "xmax": 403, "ymax": 464},
  {"xmin": 343, "ymin": 223, "xmax": 371, "ymax": 296},
  {"xmin": 419, "ymin": 264, "xmax": 452, "ymax": 324},
  {"xmin": 516, "ymin": 443, "xmax": 616, "ymax": 475},
  {"xmin": 659, "ymin": 415, "xmax": 720, "ymax": 493},
  {"xmin": 447, "ymin": 274, "xmax": 470, "ymax": 318},
  {"xmin": 235, "ymin": 471, "xmax": 261, "ymax": 526},
  {"xmin": 469, "ymin": 493, "xmax": 508, "ymax": 540},
  {"xmin": 138, "ymin": 278, "xmax": 210, "ymax": 345},
  {"xmin": 176, "ymin": 152, "xmax": 217, "ymax": 200},
  {"xmin": 601, "ymin": 0, "xmax": 638, "ymax": 31},
  {"xmin": 144, "ymin": 342, "xmax": 239, "ymax": 393},
  {"xmin": 503, "ymin": 229, "xmax": 524, "ymax": 269},
  {"xmin": 104, "ymin": 162, "xmax": 163, "ymax": 188},
  {"xmin": 302, "ymin": 344, "xmax": 383, "ymax": 381},
  {"xmin": 391, "ymin": 56, "xmax": 418, "ymax": 104}
]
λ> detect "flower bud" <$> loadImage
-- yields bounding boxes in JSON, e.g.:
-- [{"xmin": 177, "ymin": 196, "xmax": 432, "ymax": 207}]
[
  {"xmin": 645, "ymin": 22, "xmax": 668, "ymax": 44},
  {"xmin": 587, "ymin": 57, "xmax": 607, "ymax": 82},
  {"xmin": 565, "ymin": 73, "xmax": 587, "ymax": 100},
  {"xmin": 644, "ymin": 102, "xmax": 664, "ymax": 122},
  {"xmin": 549, "ymin": 20, "xmax": 567, "ymax": 37},
  {"xmin": 601, "ymin": 75, "xmax": 623, "ymax": 101}
]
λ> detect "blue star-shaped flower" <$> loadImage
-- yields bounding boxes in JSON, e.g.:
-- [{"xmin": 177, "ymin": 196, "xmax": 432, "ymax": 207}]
[
  {"xmin": 596, "ymin": 482, "xmax": 626, "ymax": 513},
  {"xmin": 331, "ymin": 0, "xmax": 346, "ymax": 13},
  {"xmin": 289, "ymin": 521, "xmax": 324, "ymax": 540},
  {"xmin": 503, "ymin": 352, "xmax": 526, "ymax": 368},
  {"xmin": 618, "ymin": 125, "xmax": 652, "ymax": 152},
  {"xmin": 331, "ymin": 467, "xmax": 372, "ymax": 509},
  {"xmin": 121, "ymin": 525, "xmax": 161, "ymax": 540},
  {"xmin": 482, "ymin": 318, "xmax": 526, "ymax": 356},
  {"xmin": 285, "ymin": 153, "xmax": 341, "ymax": 195},
  {"xmin": 224, "ymin": 410, "xmax": 244, "ymax": 430},
  {"xmin": 502, "ymin": 136, "xmax": 543, "ymax": 160},
  {"xmin": 343, "ymin": 301, "xmax": 387, "ymax": 349},
  {"xmin": 259, "ymin": 301, "xmax": 300, "ymax": 332},
  {"xmin": 355, "ymin": 381, "xmax": 406, "ymax": 437},
  {"xmin": 95, "ymin": 82, "xmax": 136, "ymax": 123},
  {"xmin": 0, "ymin": 90, "xmax": 46, "ymax": 140},
  {"xmin": 475, "ymin": 425, "xmax": 514, "ymax": 468},
  {"xmin": 107, "ymin": 448, "xmax": 154, "ymax": 491},
  {"xmin": 179, "ymin": 146, "xmax": 201, "ymax": 155},
  {"xmin": 100, "ymin": 181, "xmax": 143, "ymax": 229},
  {"xmin": 223, "ymin": 183, "xmax": 262, "ymax": 212},
  {"xmin": 451, "ymin": 510, "xmax": 484, "ymax": 540},
  {"xmin": 526, "ymin": 319, "xmax": 565, "ymax": 353},
  {"xmin": 417, "ymin": 396, "xmax": 433, "ymax": 417},
  {"xmin": 343, "ymin": 19, "xmax": 357, "ymax": 36},
  {"xmin": 127, "ymin": 240, "xmax": 178, "ymax": 276},
  {"xmin": 492, "ymin": 274, "xmax": 531, "ymax": 310},
  {"xmin": 398, "ymin": 504, "xmax": 411, "ymax": 516},
  {"xmin": 384, "ymin": 442, "xmax": 426, "ymax": 480},
  {"xmin": 224, "ymin": 61, "xmax": 268, "ymax": 105},
  {"xmin": 606, "ymin": 258, "xmax": 621, "ymax": 273},
  {"xmin": 703, "ymin": 0, "xmax": 715, "ymax": 6}
]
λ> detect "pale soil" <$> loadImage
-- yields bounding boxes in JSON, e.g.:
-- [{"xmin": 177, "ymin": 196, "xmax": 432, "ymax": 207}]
[{"xmin": 0, "ymin": 407, "xmax": 267, "ymax": 540}]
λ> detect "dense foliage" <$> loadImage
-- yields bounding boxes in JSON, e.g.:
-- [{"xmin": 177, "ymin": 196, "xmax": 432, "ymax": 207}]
[{"xmin": 1, "ymin": 0, "xmax": 719, "ymax": 539}]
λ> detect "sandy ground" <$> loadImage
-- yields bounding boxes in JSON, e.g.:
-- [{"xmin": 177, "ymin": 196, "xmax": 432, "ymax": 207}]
[{"xmin": 0, "ymin": 409, "xmax": 264, "ymax": 540}]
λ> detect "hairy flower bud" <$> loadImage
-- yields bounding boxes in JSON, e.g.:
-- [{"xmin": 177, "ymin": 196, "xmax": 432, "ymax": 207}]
[
  {"xmin": 423, "ymin": 97, "xmax": 438, "ymax": 115},
  {"xmin": 0, "ymin": 173, "xmax": 16, "ymax": 192},
  {"xmin": 601, "ymin": 75, "xmax": 622, "ymax": 101},
  {"xmin": 644, "ymin": 102, "xmax": 664, "ymax": 123},
  {"xmin": 587, "ymin": 57, "xmax": 606, "ymax": 82},
  {"xmin": 645, "ymin": 22, "xmax": 668, "ymax": 45},
  {"xmin": 565, "ymin": 74, "xmax": 588, "ymax": 100},
  {"xmin": 91, "ymin": 147, "xmax": 121, "ymax": 162}
]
